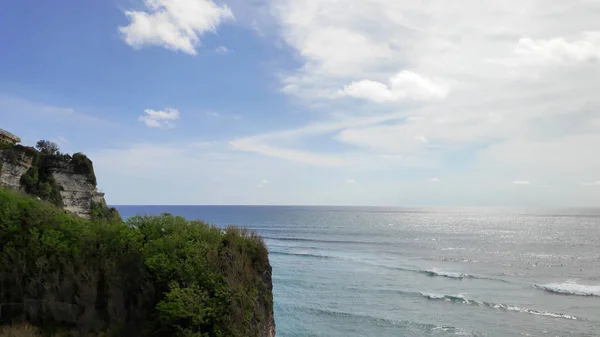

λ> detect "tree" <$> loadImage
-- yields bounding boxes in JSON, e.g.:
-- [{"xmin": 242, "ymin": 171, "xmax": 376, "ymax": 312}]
[{"xmin": 35, "ymin": 140, "xmax": 59, "ymax": 155}]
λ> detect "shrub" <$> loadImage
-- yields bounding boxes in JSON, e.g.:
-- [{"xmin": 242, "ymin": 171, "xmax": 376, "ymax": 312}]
[
  {"xmin": 90, "ymin": 201, "xmax": 122, "ymax": 223},
  {"xmin": 0, "ymin": 188, "xmax": 272, "ymax": 337},
  {"xmin": 71, "ymin": 152, "xmax": 96, "ymax": 185}
]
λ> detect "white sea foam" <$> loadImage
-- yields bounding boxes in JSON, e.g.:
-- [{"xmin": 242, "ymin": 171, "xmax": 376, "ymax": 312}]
[
  {"xmin": 420, "ymin": 292, "xmax": 579, "ymax": 320},
  {"xmin": 423, "ymin": 269, "xmax": 475, "ymax": 279},
  {"xmin": 534, "ymin": 281, "xmax": 600, "ymax": 297}
]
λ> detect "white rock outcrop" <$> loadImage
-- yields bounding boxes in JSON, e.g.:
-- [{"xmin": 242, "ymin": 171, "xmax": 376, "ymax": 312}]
[
  {"xmin": 0, "ymin": 151, "xmax": 32, "ymax": 191},
  {"xmin": 52, "ymin": 168, "xmax": 97, "ymax": 219}
]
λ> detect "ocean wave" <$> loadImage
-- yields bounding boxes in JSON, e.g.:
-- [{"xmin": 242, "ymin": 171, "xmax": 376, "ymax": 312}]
[
  {"xmin": 271, "ymin": 251, "xmax": 507, "ymax": 283},
  {"xmin": 290, "ymin": 305, "xmax": 477, "ymax": 335},
  {"xmin": 420, "ymin": 269, "xmax": 505, "ymax": 282},
  {"xmin": 420, "ymin": 293, "xmax": 579, "ymax": 320},
  {"xmin": 264, "ymin": 236, "xmax": 376, "ymax": 245},
  {"xmin": 269, "ymin": 251, "xmax": 335, "ymax": 260},
  {"xmin": 533, "ymin": 281, "xmax": 600, "ymax": 297}
]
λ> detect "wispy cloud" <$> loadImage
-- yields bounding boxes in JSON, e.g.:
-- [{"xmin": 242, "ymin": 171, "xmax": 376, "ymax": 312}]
[
  {"xmin": 139, "ymin": 108, "xmax": 181, "ymax": 128},
  {"xmin": 51, "ymin": 136, "xmax": 69, "ymax": 146},
  {"xmin": 215, "ymin": 45, "xmax": 229, "ymax": 54},
  {"xmin": 513, "ymin": 180, "xmax": 531, "ymax": 185},
  {"xmin": 119, "ymin": 0, "xmax": 234, "ymax": 55},
  {"xmin": 251, "ymin": 19, "xmax": 264, "ymax": 37},
  {"xmin": 430, "ymin": 177, "xmax": 441, "ymax": 183},
  {"xmin": 0, "ymin": 93, "xmax": 116, "ymax": 127},
  {"xmin": 581, "ymin": 181, "xmax": 600, "ymax": 186},
  {"xmin": 414, "ymin": 135, "xmax": 429, "ymax": 143},
  {"xmin": 345, "ymin": 179, "xmax": 356, "ymax": 184},
  {"xmin": 257, "ymin": 179, "xmax": 270, "ymax": 188}
]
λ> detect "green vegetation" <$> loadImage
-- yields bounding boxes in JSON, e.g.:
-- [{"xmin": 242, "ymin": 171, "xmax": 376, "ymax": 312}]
[
  {"xmin": 70, "ymin": 153, "xmax": 96, "ymax": 186},
  {"xmin": 19, "ymin": 163, "xmax": 63, "ymax": 208},
  {"xmin": 90, "ymin": 201, "xmax": 122, "ymax": 223},
  {"xmin": 0, "ymin": 188, "xmax": 273, "ymax": 337}
]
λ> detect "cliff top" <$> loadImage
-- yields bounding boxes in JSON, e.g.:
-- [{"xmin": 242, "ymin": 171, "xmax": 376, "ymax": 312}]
[{"xmin": 0, "ymin": 128, "xmax": 20, "ymax": 143}]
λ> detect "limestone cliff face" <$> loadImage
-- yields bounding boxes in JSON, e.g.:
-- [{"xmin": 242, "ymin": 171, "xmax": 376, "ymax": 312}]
[
  {"xmin": 0, "ymin": 151, "xmax": 32, "ymax": 191},
  {"xmin": 51, "ymin": 167, "xmax": 97, "ymax": 219},
  {"xmin": 0, "ymin": 148, "xmax": 104, "ymax": 219}
]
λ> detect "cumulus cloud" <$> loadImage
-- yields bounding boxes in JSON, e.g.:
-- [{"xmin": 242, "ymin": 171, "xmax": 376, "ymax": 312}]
[
  {"xmin": 228, "ymin": 0, "xmax": 600, "ymax": 205},
  {"xmin": 500, "ymin": 31, "xmax": 600, "ymax": 67},
  {"xmin": 513, "ymin": 180, "xmax": 531, "ymax": 185},
  {"xmin": 119, "ymin": 0, "xmax": 234, "ymax": 55},
  {"xmin": 338, "ymin": 71, "xmax": 448, "ymax": 103},
  {"xmin": 139, "ymin": 108, "xmax": 181, "ymax": 128}
]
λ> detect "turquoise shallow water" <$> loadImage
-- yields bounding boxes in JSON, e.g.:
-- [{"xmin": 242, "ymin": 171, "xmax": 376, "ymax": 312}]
[{"xmin": 115, "ymin": 206, "xmax": 600, "ymax": 337}]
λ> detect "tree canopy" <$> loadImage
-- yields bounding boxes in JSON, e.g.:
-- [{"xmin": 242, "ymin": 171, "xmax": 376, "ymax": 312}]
[{"xmin": 0, "ymin": 188, "xmax": 273, "ymax": 337}]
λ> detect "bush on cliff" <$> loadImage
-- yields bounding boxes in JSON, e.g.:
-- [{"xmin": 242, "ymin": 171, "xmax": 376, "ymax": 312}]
[{"xmin": 0, "ymin": 188, "xmax": 273, "ymax": 337}]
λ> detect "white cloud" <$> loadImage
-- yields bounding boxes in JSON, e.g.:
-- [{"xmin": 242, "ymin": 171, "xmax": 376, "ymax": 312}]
[
  {"xmin": 139, "ymin": 108, "xmax": 181, "ymax": 128},
  {"xmin": 251, "ymin": 19, "xmax": 264, "ymax": 36},
  {"xmin": 513, "ymin": 180, "xmax": 531, "ymax": 185},
  {"xmin": 119, "ymin": 0, "xmax": 234, "ymax": 55},
  {"xmin": 345, "ymin": 179, "xmax": 356, "ymax": 184},
  {"xmin": 208, "ymin": 0, "xmax": 600, "ymax": 206},
  {"xmin": 338, "ymin": 71, "xmax": 448, "ymax": 103},
  {"xmin": 254, "ymin": 0, "xmax": 600, "ymax": 175},
  {"xmin": 230, "ymin": 137, "xmax": 346, "ymax": 166},
  {"xmin": 581, "ymin": 181, "xmax": 600, "ymax": 186},
  {"xmin": 430, "ymin": 177, "xmax": 440, "ymax": 183},
  {"xmin": 499, "ymin": 31, "xmax": 600, "ymax": 67},
  {"xmin": 215, "ymin": 45, "xmax": 229, "ymax": 54},
  {"xmin": 206, "ymin": 111, "xmax": 220, "ymax": 117}
]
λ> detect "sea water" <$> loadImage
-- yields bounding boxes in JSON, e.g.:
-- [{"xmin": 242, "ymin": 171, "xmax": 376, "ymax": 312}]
[{"xmin": 115, "ymin": 206, "xmax": 600, "ymax": 337}]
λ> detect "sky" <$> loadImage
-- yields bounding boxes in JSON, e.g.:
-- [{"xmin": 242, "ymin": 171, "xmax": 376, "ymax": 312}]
[{"xmin": 1, "ymin": 0, "xmax": 600, "ymax": 206}]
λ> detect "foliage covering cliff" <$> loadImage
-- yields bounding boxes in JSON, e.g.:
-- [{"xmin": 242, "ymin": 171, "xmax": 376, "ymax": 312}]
[{"xmin": 0, "ymin": 188, "xmax": 274, "ymax": 336}]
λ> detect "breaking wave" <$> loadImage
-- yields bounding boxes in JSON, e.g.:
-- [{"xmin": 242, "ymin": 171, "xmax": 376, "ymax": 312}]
[
  {"xmin": 269, "ymin": 251, "xmax": 335, "ymax": 260},
  {"xmin": 534, "ymin": 281, "xmax": 600, "ymax": 297},
  {"xmin": 420, "ymin": 269, "xmax": 506, "ymax": 282},
  {"xmin": 420, "ymin": 293, "xmax": 579, "ymax": 320}
]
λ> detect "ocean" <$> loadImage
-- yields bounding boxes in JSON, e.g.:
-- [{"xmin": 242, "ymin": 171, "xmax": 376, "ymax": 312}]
[{"xmin": 114, "ymin": 206, "xmax": 600, "ymax": 337}]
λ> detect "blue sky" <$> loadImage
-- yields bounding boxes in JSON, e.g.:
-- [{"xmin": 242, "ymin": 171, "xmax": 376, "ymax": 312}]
[{"xmin": 2, "ymin": 0, "xmax": 600, "ymax": 206}]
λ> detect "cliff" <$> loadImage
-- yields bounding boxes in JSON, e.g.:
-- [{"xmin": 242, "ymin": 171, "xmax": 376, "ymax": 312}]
[
  {"xmin": 0, "ymin": 188, "xmax": 276, "ymax": 337},
  {"xmin": 0, "ymin": 137, "xmax": 275, "ymax": 336},
  {"xmin": 0, "ymin": 144, "xmax": 107, "ymax": 219}
]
